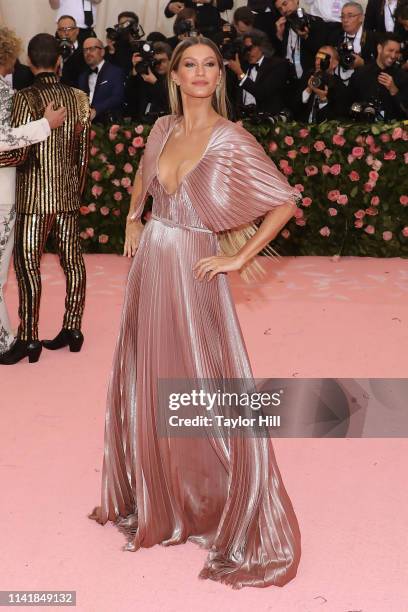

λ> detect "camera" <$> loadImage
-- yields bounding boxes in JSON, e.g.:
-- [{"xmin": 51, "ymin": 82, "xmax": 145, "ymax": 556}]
[
  {"xmin": 310, "ymin": 53, "xmax": 331, "ymax": 89},
  {"xmin": 338, "ymin": 40, "xmax": 355, "ymax": 69},
  {"xmin": 106, "ymin": 18, "xmax": 145, "ymax": 48},
  {"xmin": 58, "ymin": 37, "xmax": 74, "ymax": 61},
  {"xmin": 132, "ymin": 41, "xmax": 160, "ymax": 75},
  {"xmin": 239, "ymin": 105, "xmax": 292, "ymax": 125},
  {"xmin": 219, "ymin": 24, "xmax": 242, "ymax": 61},
  {"xmin": 174, "ymin": 19, "xmax": 198, "ymax": 38},
  {"xmin": 287, "ymin": 8, "xmax": 310, "ymax": 33},
  {"xmin": 350, "ymin": 100, "xmax": 382, "ymax": 123}
]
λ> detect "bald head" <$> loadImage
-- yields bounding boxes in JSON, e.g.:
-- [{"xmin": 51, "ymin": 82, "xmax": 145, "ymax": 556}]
[{"xmin": 83, "ymin": 37, "xmax": 105, "ymax": 68}]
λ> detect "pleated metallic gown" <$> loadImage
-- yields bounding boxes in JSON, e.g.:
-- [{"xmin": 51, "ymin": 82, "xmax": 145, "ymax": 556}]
[{"xmin": 90, "ymin": 114, "xmax": 302, "ymax": 589}]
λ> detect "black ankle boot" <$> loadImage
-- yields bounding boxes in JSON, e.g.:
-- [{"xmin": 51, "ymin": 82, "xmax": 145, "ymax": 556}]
[
  {"xmin": 0, "ymin": 339, "xmax": 42, "ymax": 365},
  {"xmin": 42, "ymin": 328, "xmax": 84, "ymax": 353}
]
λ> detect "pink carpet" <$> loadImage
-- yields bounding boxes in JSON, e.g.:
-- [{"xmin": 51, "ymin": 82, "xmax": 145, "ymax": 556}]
[{"xmin": 1, "ymin": 254, "xmax": 407, "ymax": 612}]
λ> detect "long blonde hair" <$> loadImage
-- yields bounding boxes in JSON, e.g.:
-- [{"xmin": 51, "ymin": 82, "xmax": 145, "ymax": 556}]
[{"xmin": 167, "ymin": 36, "xmax": 277, "ymax": 281}]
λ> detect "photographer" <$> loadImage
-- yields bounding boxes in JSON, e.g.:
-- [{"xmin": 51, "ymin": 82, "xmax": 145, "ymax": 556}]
[
  {"xmin": 395, "ymin": 2, "xmax": 408, "ymax": 70},
  {"xmin": 364, "ymin": 0, "xmax": 405, "ymax": 35},
  {"xmin": 164, "ymin": 1, "xmax": 233, "ymax": 39},
  {"xmin": 293, "ymin": 45, "xmax": 349, "ymax": 121},
  {"xmin": 56, "ymin": 15, "xmax": 87, "ymax": 88},
  {"xmin": 329, "ymin": 2, "xmax": 377, "ymax": 85},
  {"xmin": 227, "ymin": 30, "xmax": 293, "ymax": 118},
  {"xmin": 49, "ymin": 0, "xmax": 100, "ymax": 43},
  {"xmin": 349, "ymin": 33, "xmax": 408, "ymax": 120},
  {"xmin": 167, "ymin": 8, "xmax": 199, "ymax": 49},
  {"xmin": 240, "ymin": 2, "xmax": 280, "ymax": 43},
  {"xmin": 105, "ymin": 11, "xmax": 144, "ymax": 74},
  {"xmin": 124, "ymin": 41, "xmax": 171, "ymax": 123},
  {"xmin": 273, "ymin": 0, "xmax": 328, "ymax": 78}
]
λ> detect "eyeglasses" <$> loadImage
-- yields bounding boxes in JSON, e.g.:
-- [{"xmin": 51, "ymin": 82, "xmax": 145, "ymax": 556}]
[
  {"xmin": 341, "ymin": 12, "xmax": 361, "ymax": 19},
  {"xmin": 57, "ymin": 26, "xmax": 77, "ymax": 32},
  {"xmin": 83, "ymin": 46, "xmax": 103, "ymax": 53}
]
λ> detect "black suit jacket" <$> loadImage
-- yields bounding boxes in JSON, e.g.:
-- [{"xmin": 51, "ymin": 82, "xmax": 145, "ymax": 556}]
[
  {"xmin": 231, "ymin": 56, "xmax": 292, "ymax": 116},
  {"xmin": 164, "ymin": 1, "xmax": 233, "ymax": 36},
  {"xmin": 364, "ymin": 0, "xmax": 399, "ymax": 34},
  {"xmin": 125, "ymin": 74, "xmax": 170, "ymax": 122},
  {"xmin": 12, "ymin": 60, "xmax": 34, "ymax": 91},
  {"xmin": 60, "ymin": 46, "xmax": 87, "ymax": 89},
  {"xmin": 273, "ymin": 13, "xmax": 328, "ymax": 77},
  {"xmin": 328, "ymin": 26, "xmax": 378, "ymax": 66},
  {"xmin": 349, "ymin": 62, "xmax": 408, "ymax": 120},
  {"xmin": 293, "ymin": 70, "xmax": 350, "ymax": 122},
  {"xmin": 78, "ymin": 61, "xmax": 125, "ymax": 124}
]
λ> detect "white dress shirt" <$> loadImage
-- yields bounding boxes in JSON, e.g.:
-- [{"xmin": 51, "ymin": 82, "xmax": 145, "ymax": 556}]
[
  {"xmin": 300, "ymin": 0, "xmax": 347, "ymax": 22},
  {"xmin": 239, "ymin": 55, "xmax": 265, "ymax": 106},
  {"xmin": 384, "ymin": 0, "xmax": 397, "ymax": 32},
  {"xmin": 53, "ymin": 0, "xmax": 96, "ymax": 29},
  {"xmin": 88, "ymin": 59, "xmax": 105, "ymax": 104},
  {"xmin": 286, "ymin": 29, "xmax": 302, "ymax": 79},
  {"xmin": 302, "ymin": 88, "xmax": 328, "ymax": 123}
]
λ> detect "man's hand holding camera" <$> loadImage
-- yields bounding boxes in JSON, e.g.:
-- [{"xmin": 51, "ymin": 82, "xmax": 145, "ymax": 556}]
[
  {"xmin": 378, "ymin": 72, "xmax": 399, "ymax": 96},
  {"xmin": 307, "ymin": 76, "xmax": 328, "ymax": 102},
  {"xmin": 131, "ymin": 52, "xmax": 157, "ymax": 84},
  {"xmin": 227, "ymin": 53, "xmax": 244, "ymax": 78}
]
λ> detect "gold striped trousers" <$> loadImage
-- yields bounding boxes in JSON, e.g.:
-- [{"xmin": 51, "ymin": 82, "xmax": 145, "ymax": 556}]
[{"xmin": 14, "ymin": 212, "xmax": 86, "ymax": 341}]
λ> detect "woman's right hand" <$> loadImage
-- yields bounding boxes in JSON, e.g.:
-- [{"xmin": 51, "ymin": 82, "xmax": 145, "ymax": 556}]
[
  {"xmin": 124, "ymin": 220, "xmax": 144, "ymax": 258},
  {"xmin": 44, "ymin": 102, "xmax": 66, "ymax": 129}
]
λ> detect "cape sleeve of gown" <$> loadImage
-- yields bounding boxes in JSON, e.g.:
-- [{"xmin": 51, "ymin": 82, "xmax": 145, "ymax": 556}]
[{"xmin": 183, "ymin": 118, "xmax": 301, "ymax": 232}]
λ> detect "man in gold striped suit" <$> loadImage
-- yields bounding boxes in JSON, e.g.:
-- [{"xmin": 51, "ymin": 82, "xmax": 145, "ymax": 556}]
[{"xmin": 0, "ymin": 33, "xmax": 90, "ymax": 365}]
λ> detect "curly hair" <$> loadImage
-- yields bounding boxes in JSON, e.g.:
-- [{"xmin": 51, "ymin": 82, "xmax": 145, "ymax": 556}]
[{"xmin": 0, "ymin": 26, "xmax": 22, "ymax": 66}]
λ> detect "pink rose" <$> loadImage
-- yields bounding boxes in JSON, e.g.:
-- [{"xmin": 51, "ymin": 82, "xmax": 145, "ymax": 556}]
[
  {"xmin": 91, "ymin": 185, "xmax": 103, "ymax": 198},
  {"xmin": 364, "ymin": 225, "xmax": 375, "ymax": 234},
  {"xmin": 364, "ymin": 182, "xmax": 374, "ymax": 192},
  {"xmin": 352, "ymin": 146, "xmax": 364, "ymax": 159},
  {"xmin": 332, "ymin": 134, "xmax": 346, "ymax": 146},
  {"xmin": 113, "ymin": 209, "xmax": 121, "ymax": 217},
  {"xmin": 380, "ymin": 133, "xmax": 391, "ymax": 143},
  {"xmin": 328, "ymin": 207, "xmax": 338, "ymax": 216},
  {"xmin": 80, "ymin": 205, "xmax": 89, "ymax": 215},
  {"xmin": 384, "ymin": 150, "xmax": 396, "ymax": 161},
  {"xmin": 295, "ymin": 218, "xmax": 306, "ymax": 226},
  {"xmin": 371, "ymin": 159, "xmax": 382, "ymax": 171},
  {"xmin": 392, "ymin": 127, "xmax": 403, "ymax": 140},
  {"xmin": 269, "ymin": 141, "xmax": 278, "ymax": 153},
  {"xmin": 324, "ymin": 149, "xmax": 333, "ymax": 159},
  {"xmin": 365, "ymin": 135, "xmax": 374, "ymax": 146},
  {"xmin": 284, "ymin": 135, "xmax": 294, "ymax": 146},
  {"xmin": 354, "ymin": 220, "xmax": 363, "ymax": 228},
  {"xmin": 300, "ymin": 146, "xmax": 309, "ymax": 154},
  {"xmin": 287, "ymin": 150, "xmax": 297, "ymax": 159},
  {"xmin": 128, "ymin": 146, "xmax": 136, "ymax": 156},
  {"xmin": 86, "ymin": 227, "xmax": 94, "ymax": 238},
  {"xmin": 123, "ymin": 163, "xmax": 133, "ymax": 174},
  {"xmin": 322, "ymin": 165, "xmax": 331, "ymax": 175},
  {"xmin": 100, "ymin": 206, "xmax": 110, "ymax": 216},
  {"xmin": 313, "ymin": 140, "xmax": 325, "ymax": 151},
  {"xmin": 115, "ymin": 143, "xmax": 124, "ymax": 154},
  {"xmin": 111, "ymin": 179, "xmax": 120, "ymax": 187},
  {"xmin": 347, "ymin": 154, "xmax": 355, "ymax": 164},
  {"xmin": 135, "ymin": 125, "xmax": 144, "ymax": 134},
  {"xmin": 282, "ymin": 165, "xmax": 293, "ymax": 176},
  {"xmin": 109, "ymin": 124, "xmax": 120, "ymax": 140},
  {"xmin": 98, "ymin": 154, "xmax": 107, "ymax": 162},
  {"xmin": 354, "ymin": 209, "xmax": 366, "ymax": 219},
  {"xmin": 366, "ymin": 207, "xmax": 378, "ymax": 216},
  {"xmin": 90, "ymin": 146, "xmax": 99, "ymax": 156},
  {"xmin": 366, "ymin": 154, "xmax": 374, "ymax": 166},
  {"xmin": 337, "ymin": 194, "xmax": 348, "ymax": 205},
  {"xmin": 371, "ymin": 196, "xmax": 380, "ymax": 206},
  {"xmin": 121, "ymin": 177, "xmax": 132, "ymax": 188},
  {"xmin": 302, "ymin": 197, "xmax": 312, "ymax": 207},
  {"xmin": 279, "ymin": 159, "xmax": 289, "ymax": 169},
  {"xmin": 330, "ymin": 164, "xmax": 341, "ymax": 176},
  {"xmin": 382, "ymin": 231, "xmax": 393, "ymax": 241},
  {"xmin": 349, "ymin": 170, "xmax": 360, "ymax": 182},
  {"xmin": 98, "ymin": 234, "xmax": 109, "ymax": 244},
  {"xmin": 80, "ymin": 231, "xmax": 89, "ymax": 240},
  {"xmin": 370, "ymin": 145, "xmax": 381, "ymax": 154},
  {"xmin": 369, "ymin": 170, "xmax": 379, "ymax": 182},
  {"xmin": 113, "ymin": 191, "xmax": 123, "ymax": 201},
  {"xmin": 400, "ymin": 195, "xmax": 408, "ymax": 206},
  {"xmin": 294, "ymin": 183, "xmax": 304, "ymax": 192},
  {"xmin": 319, "ymin": 226, "xmax": 330, "ymax": 237},
  {"xmin": 402, "ymin": 227, "xmax": 408, "ymax": 237},
  {"xmin": 355, "ymin": 135, "xmax": 364, "ymax": 144},
  {"xmin": 124, "ymin": 130, "xmax": 132, "ymax": 140},
  {"xmin": 281, "ymin": 229, "xmax": 290, "ymax": 239},
  {"xmin": 305, "ymin": 165, "xmax": 318, "ymax": 176},
  {"xmin": 107, "ymin": 164, "xmax": 116, "ymax": 175},
  {"xmin": 328, "ymin": 190, "xmax": 340, "ymax": 202},
  {"xmin": 294, "ymin": 207, "xmax": 304, "ymax": 219},
  {"xmin": 90, "ymin": 130, "xmax": 96, "ymax": 141},
  {"xmin": 91, "ymin": 170, "xmax": 102, "ymax": 181},
  {"xmin": 298, "ymin": 128, "xmax": 309, "ymax": 138},
  {"xmin": 88, "ymin": 203, "xmax": 96, "ymax": 212},
  {"xmin": 132, "ymin": 136, "xmax": 144, "ymax": 148}
]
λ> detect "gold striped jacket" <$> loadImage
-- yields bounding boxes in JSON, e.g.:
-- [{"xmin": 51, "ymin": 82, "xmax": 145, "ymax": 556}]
[{"xmin": 3, "ymin": 73, "xmax": 90, "ymax": 214}]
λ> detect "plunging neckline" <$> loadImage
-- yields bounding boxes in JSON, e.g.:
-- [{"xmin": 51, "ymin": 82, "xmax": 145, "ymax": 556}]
[{"xmin": 156, "ymin": 115, "xmax": 224, "ymax": 197}]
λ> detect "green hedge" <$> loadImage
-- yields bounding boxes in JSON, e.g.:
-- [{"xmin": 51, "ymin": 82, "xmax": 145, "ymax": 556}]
[{"xmin": 79, "ymin": 120, "xmax": 408, "ymax": 257}]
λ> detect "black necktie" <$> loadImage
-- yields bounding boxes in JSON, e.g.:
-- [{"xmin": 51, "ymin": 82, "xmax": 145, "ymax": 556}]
[
  {"xmin": 83, "ymin": 1, "xmax": 93, "ymax": 27},
  {"xmin": 89, "ymin": 67, "xmax": 98, "ymax": 75}
]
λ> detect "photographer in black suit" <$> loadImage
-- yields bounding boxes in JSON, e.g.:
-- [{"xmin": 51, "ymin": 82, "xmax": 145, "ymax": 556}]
[
  {"xmin": 240, "ymin": 2, "xmax": 280, "ymax": 43},
  {"xmin": 273, "ymin": 0, "xmax": 328, "ymax": 78},
  {"xmin": 349, "ymin": 33, "xmax": 408, "ymax": 120},
  {"xmin": 364, "ymin": 0, "xmax": 405, "ymax": 35},
  {"xmin": 124, "ymin": 42, "xmax": 171, "ymax": 123},
  {"xmin": 395, "ymin": 2, "xmax": 408, "ymax": 70},
  {"xmin": 226, "ymin": 29, "xmax": 292, "ymax": 117},
  {"xmin": 293, "ymin": 45, "xmax": 349, "ymax": 121},
  {"xmin": 56, "ymin": 15, "xmax": 87, "ymax": 88},
  {"xmin": 164, "ymin": 1, "xmax": 233, "ymax": 39}
]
